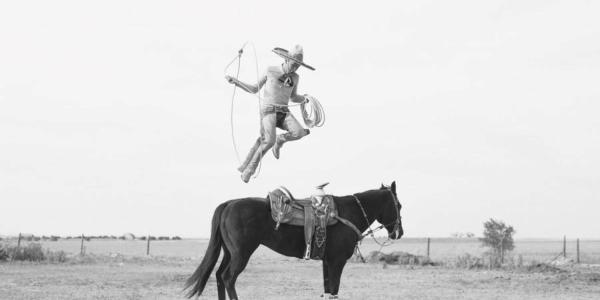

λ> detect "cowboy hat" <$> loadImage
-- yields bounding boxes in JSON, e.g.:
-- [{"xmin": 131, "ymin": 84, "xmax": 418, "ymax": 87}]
[{"xmin": 272, "ymin": 45, "xmax": 315, "ymax": 71}]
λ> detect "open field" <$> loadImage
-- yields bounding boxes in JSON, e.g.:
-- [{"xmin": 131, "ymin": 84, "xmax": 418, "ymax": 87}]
[
  {"xmin": 2, "ymin": 254, "xmax": 600, "ymax": 299},
  {"xmin": 2, "ymin": 238, "xmax": 600, "ymax": 299},
  {"xmin": 9, "ymin": 237, "xmax": 600, "ymax": 264}
]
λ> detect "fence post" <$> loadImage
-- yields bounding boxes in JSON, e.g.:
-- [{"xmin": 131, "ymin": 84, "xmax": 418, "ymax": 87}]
[
  {"xmin": 80, "ymin": 234, "xmax": 85, "ymax": 256},
  {"xmin": 146, "ymin": 235, "xmax": 151, "ymax": 256},
  {"xmin": 563, "ymin": 235, "xmax": 566, "ymax": 258},
  {"xmin": 426, "ymin": 238, "xmax": 430, "ymax": 258},
  {"xmin": 576, "ymin": 238, "xmax": 580, "ymax": 263},
  {"xmin": 11, "ymin": 233, "xmax": 22, "ymax": 262}
]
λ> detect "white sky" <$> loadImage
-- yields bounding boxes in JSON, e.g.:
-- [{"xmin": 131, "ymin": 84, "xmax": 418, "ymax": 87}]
[{"xmin": 1, "ymin": 0, "xmax": 599, "ymax": 238}]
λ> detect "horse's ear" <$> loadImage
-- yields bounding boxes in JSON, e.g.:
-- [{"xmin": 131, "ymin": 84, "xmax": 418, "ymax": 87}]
[
  {"xmin": 391, "ymin": 181, "xmax": 396, "ymax": 193},
  {"xmin": 380, "ymin": 183, "xmax": 385, "ymax": 189}
]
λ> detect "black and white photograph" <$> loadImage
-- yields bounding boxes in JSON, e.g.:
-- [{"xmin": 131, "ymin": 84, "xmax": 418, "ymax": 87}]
[{"xmin": 1, "ymin": 1, "xmax": 599, "ymax": 299}]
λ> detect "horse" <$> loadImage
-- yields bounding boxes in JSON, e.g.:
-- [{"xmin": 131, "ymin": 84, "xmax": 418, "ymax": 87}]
[{"xmin": 184, "ymin": 181, "xmax": 403, "ymax": 300}]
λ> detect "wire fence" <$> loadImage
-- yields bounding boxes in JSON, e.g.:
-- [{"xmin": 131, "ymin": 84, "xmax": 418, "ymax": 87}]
[{"xmin": 2, "ymin": 234, "xmax": 600, "ymax": 264}]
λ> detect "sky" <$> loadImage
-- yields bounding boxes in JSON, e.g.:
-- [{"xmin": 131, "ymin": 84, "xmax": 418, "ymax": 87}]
[{"xmin": 1, "ymin": 0, "xmax": 599, "ymax": 239}]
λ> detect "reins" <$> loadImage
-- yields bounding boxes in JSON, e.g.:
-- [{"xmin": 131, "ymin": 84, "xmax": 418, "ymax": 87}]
[{"xmin": 341, "ymin": 189, "xmax": 401, "ymax": 261}]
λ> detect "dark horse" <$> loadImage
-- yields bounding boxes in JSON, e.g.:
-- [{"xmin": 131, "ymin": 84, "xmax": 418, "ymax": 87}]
[{"xmin": 184, "ymin": 182, "xmax": 403, "ymax": 299}]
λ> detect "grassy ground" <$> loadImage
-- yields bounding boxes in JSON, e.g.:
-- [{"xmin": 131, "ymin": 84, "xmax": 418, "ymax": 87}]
[
  {"xmin": 2, "ymin": 256, "xmax": 600, "ymax": 300},
  {"xmin": 2, "ymin": 238, "xmax": 600, "ymax": 299}
]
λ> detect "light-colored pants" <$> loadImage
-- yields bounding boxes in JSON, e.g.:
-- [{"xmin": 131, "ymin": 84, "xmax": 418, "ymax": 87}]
[{"xmin": 240, "ymin": 111, "xmax": 309, "ymax": 174}]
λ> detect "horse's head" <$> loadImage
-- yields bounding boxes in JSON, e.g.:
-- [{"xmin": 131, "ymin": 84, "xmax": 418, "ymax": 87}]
[{"xmin": 377, "ymin": 181, "xmax": 403, "ymax": 240}]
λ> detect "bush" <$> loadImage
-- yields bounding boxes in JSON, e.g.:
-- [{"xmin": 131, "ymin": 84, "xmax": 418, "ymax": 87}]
[
  {"xmin": 158, "ymin": 236, "xmax": 170, "ymax": 240},
  {"xmin": 0, "ymin": 245, "xmax": 9, "ymax": 261},
  {"xmin": 356, "ymin": 251, "xmax": 436, "ymax": 266},
  {"xmin": 12, "ymin": 243, "xmax": 45, "ymax": 261},
  {"xmin": 0, "ymin": 243, "xmax": 70, "ymax": 263},
  {"xmin": 46, "ymin": 250, "xmax": 68, "ymax": 263},
  {"xmin": 172, "ymin": 236, "xmax": 182, "ymax": 240},
  {"xmin": 452, "ymin": 254, "xmax": 482, "ymax": 269},
  {"xmin": 480, "ymin": 218, "xmax": 515, "ymax": 264}
]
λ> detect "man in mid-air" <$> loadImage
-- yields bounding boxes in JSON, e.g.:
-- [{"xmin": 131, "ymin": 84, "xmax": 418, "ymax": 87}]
[{"xmin": 226, "ymin": 45, "xmax": 316, "ymax": 183}]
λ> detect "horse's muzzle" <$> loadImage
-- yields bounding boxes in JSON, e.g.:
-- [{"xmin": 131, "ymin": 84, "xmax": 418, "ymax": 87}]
[{"xmin": 388, "ymin": 228, "xmax": 403, "ymax": 240}]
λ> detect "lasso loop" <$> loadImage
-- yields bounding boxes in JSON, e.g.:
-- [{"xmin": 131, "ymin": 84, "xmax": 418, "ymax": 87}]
[{"xmin": 224, "ymin": 41, "xmax": 262, "ymax": 174}]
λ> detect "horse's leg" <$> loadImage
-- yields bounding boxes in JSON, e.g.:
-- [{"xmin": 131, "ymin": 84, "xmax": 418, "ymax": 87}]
[
  {"xmin": 321, "ymin": 260, "xmax": 331, "ymax": 298},
  {"xmin": 327, "ymin": 258, "xmax": 348, "ymax": 299},
  {"xmin": 222, "ymin": 250, "xmax": 256, "ymax": 300},
  {"xmin": 220, "ymin": 218, "xmax": 261, "ymax": 299},
  {"xmin": 216, "ymin": 247, "xmax": 231, "ymax": 300}
]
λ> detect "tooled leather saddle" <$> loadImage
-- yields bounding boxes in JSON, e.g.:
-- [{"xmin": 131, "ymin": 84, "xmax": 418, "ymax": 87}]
[{"xmin": 267, "ymin": 184, "xmax": 337, "ymax": 260}]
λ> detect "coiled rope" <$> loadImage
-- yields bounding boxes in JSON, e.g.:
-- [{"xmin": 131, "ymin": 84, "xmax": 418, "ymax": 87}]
[{"xmin": 300, "ymin": 95, "xmax": 325, "ymax": 128}]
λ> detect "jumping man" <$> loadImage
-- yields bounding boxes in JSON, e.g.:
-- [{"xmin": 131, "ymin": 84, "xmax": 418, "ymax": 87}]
[{"xmin": 225, "ymin": 45, "xmax": 316, "ymax": 183}]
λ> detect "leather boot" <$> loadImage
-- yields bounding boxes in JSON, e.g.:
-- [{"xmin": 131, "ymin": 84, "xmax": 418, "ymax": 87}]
[
  {"xmin": 240, "ymin": 147, "xmax": 262, "ymax": 183},
  {"xmin": 240, "ymin": 169, "xmax": 252, "ymax": 183},
  {"xmin": 272, "ymin": 137, "xmax": 284, "ymax": 159},
  {"xmin": 238, "ymin": 138, "xmax": 261, "ymax": 172}
]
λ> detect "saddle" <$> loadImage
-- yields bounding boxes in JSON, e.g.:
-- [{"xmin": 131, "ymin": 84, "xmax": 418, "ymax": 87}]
[{"xmin": 267, "ymin": 183, "xmax": 338, "ymax": 260}]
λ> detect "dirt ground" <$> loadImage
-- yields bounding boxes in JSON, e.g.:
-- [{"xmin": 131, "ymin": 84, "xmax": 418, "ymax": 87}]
[{"xmin": 2, "ymin": 256, "xmax": 600, "ymax": 300}]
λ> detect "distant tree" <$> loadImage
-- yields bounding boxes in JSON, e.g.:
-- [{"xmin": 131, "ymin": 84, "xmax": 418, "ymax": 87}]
[
  {"xmin": 466, "ymin": 232, "xmax": 475, "ymax": 238},
  {"xmin": 479, "ymin": 218, "xmax": 515, "ymax": 264}
]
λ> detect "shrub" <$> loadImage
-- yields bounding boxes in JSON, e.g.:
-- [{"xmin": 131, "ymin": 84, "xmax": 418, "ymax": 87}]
[
  {"xmin": 480, "ymin": 218, "xmax": 515, "ymax": 264},
  {"xmin": 0, "ymin": 243, "xmax": 70, "ymax": 263},
  {"xmin": 46, "ymin": 250, "xmax": 68, "ymax": 263},
  {"xmin": 0, "ymin": 245, "xmax": 9, "ymax": 261},
  {"xmin": 158, "ymin": 236, "xmax": 170, "ymax": 240},
  {"xmin": 453, "ymin": 253, "xmax": 485, "ymax": 269},
  {"xmin": 12, "ymin": 243, "xmax": 46, "ymax": 261},
  {"xmin": 172, "ymin": 236, "xmax": 182, "ymax": 240}
]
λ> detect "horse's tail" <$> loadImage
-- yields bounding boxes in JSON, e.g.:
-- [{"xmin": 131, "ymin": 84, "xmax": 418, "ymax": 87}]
[{"xmin": 184, "ymin": 201, "xmax": 229, "ymax": 298}]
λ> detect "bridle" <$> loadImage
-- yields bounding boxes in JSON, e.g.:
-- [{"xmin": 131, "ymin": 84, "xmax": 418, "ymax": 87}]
[{"xmin": 352, "ymin": 188, "xmax": 402, "ymax": 246}]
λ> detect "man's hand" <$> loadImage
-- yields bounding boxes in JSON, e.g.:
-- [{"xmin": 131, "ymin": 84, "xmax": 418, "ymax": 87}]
[
  {"xmin": 225, "ymin": 75, "xmax": 236, "ymax": 84},
  {"xmin": 303, "ymin": 94, "xmax": 312, "ymax": 103}
]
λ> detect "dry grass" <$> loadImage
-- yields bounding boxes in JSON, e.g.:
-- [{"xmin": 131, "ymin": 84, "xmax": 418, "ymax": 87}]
[
  {"xmin": 2, "ymin": 255, "xmax": 600, "ymax": 300},
  {"xmin": 2, "ymin": 238, "xmax": 600, "ymax": 299}
]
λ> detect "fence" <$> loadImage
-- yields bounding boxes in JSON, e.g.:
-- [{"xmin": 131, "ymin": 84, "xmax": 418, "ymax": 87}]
[
  {"xmin": 2, "ymin": 234, "xmax": 600, "ymax": 264},
  {"xmin": 354, "ymin": 236, "xmax": 600, "ymax": 265},
  {"xmin": 2, "ymin": 233, "xmax": 184, "ymax": 258}
]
